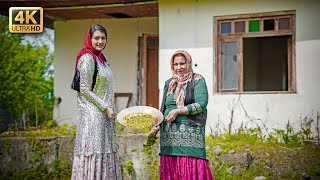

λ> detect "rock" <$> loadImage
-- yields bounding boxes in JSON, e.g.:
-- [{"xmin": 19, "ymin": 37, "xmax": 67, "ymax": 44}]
[
  {"xmin": 228, "ymin": 166, "xmax": 239, "ymax": 174},
  {"xmin": 254, "ymin": 176, "xmax": 266, "ymax": 180},
  {"xmin": 210, "ymin": 159, "xmax": 217, "ymax": 166},
  {"xmin": 262, "ymin": 165, "xmax": 270, "ymax": 172},
  {"xmin": 242, "ymin": 152, "xmax": 253, "ymax": 168},
  {"xmin": 58, "ymin": 136, "xmax": 74, "ymax": 160},
  {"xmin": 217, "ymin": 152, "xmax": 253, "ymax": 168},
  {"xmin": 229, "ymin": 149, "xmax": 235, "ymax": 154},
  {"xmin": 214, "ymin": 146, "xmax": 223, "ymax": 155},
  {"xmin": 300, "ymin": 172, "xmax": 311, "ymax": 180},
  {"xmin": 218, "ymin": 154, "xmax": 234, "ymax": 165}
]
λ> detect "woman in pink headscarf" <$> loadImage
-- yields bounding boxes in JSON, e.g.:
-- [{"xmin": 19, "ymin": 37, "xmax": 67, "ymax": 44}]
[
  {"xmin": 71, "ymin": 24, "xmax": 122, "ymax": 180},
  {"xmin": 148, "ymin": 50, "xmax": 213, "ymax": 179}
]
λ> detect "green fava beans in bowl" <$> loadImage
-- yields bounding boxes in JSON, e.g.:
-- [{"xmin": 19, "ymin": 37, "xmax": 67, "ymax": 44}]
[
  {"xmin": 123, "ymin": 112, "xmax": 155, "ymax": 129},
  {"xmin": 117, "ymin": 106, "xmax": 164, "ymax": 129}
]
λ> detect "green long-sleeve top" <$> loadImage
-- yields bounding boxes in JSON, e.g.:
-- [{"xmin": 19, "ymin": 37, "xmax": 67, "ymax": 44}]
[{"xmin": 160, "ymin": 73, "xmax": 209, "ymax": 159}]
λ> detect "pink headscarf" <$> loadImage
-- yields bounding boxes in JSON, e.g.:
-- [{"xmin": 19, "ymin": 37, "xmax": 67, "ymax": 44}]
[
  {"xmin": 166, "ymin": 50, "xmax": 193, "ymax": 108},
  {"xmin": 74, "ymin": 26, "xmax": 106, "ymax": 71}
]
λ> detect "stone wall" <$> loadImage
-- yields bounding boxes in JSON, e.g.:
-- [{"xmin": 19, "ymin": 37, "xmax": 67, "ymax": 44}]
[
  {"xmin": 0, "ymin": 134, "xmax": 158, "ymax": 180},
  {"xmin": 1, "ymin": 135, "xmax": 319, "ymax": 179}
]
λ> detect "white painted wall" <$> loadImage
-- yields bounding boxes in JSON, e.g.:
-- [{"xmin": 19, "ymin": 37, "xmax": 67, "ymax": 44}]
[
  {"xmin": 54, "ymin": 18, "xmax": 158, "ymax": 125},
  {"xmin": 158, "ymin": 0, "xmax": 320, "ymax": 134}
]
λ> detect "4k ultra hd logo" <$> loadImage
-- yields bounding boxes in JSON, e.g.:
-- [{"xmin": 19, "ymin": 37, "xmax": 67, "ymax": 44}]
[{"xmin": 9, "ymin": 7, "xmax": 43, "ymax": 33}]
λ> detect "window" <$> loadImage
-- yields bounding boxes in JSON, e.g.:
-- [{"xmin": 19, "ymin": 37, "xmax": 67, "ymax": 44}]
[{"xmin": 215, "ymin": 11, "xmax": 296, "ymax": 93}]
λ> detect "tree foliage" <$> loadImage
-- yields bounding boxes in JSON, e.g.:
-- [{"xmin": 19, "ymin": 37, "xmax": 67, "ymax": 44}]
[{"xmin": 0, "ymin": 16, "xmax": 54, "ymax": 126}]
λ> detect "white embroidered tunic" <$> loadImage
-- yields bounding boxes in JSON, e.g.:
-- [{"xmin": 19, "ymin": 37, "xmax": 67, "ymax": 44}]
[{"xmin": 73, "ymin": 53, "xmax": 118, "ymax": 156}]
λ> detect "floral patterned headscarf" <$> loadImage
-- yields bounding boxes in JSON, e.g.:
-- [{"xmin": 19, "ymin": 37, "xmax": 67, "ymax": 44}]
[
  {"xmin": 166, "ymin": 50, "xmax": 193, "ymax": 108},
  {"xmin": 74, "ymin": 25, "xmax": 106, "ymax": 71}
]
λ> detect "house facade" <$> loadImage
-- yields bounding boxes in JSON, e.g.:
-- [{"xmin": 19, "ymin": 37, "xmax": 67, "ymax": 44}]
[{"xmin": 53, "ymin": 0, "xmax": 320, "ymax": 135}]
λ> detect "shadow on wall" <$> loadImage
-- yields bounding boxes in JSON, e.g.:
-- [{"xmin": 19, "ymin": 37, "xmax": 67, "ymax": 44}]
[{"xmin": 0, "ymin": 109, "xmax": 14, "ymax": 133}]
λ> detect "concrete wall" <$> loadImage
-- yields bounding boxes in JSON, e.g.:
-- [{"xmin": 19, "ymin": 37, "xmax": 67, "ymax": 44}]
[
  {"xmin": 158, "ymin": 0, "xmax": 320, "ymax": 133},
  {"xmin": 54, "ymin": 18, "xmax": 158, "ymax": 125}
]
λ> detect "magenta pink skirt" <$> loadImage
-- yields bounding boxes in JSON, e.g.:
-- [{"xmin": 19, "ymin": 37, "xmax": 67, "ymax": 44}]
[{"xmin": 160, "ymin": 155, "xmax": 214, "ymax": 180}]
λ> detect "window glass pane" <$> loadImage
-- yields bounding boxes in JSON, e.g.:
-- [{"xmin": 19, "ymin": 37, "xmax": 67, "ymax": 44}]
[
  {"xmin": 263, "ymin": 19, "xmax": 274, "ymax": 31},
  {"xmin": 221, "ymin": 42, "xmax": 238, "ymax": 90},
  {"xmin": 221, "ymin": 22, "xmax": 231, "ymax": 34},
  {"xmin": 235, "ymin": 21, "xmax": 245, "ymax": 33},
  {"xmin": 249, "ymin": 20, "xmax": 260, "ymax": 32},
  {"xmin": 279, "ymin": 17, "xmax": 290, "ymax": 30}
]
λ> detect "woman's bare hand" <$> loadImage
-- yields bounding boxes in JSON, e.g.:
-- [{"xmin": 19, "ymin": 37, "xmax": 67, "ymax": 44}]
[
  {"xmin": 147, "ymin": 125, "xmax": 160, "ymax": 139},
  {"xmin": 165, "ymin": 109, "xmax": 179, "ymax": 123},
  {"xmin": 104, "ymin": 107, "xmax": 116, "ymax": 119}
]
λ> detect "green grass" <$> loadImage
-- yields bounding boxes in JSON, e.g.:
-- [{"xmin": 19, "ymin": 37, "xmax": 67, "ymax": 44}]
[
  {"xmin": 205, "ymin": 126, "xmax": 319, "ymax": 180},
  {"xmin": 0, "ymin": 120, "xmax": 76, "ymax": 138}
]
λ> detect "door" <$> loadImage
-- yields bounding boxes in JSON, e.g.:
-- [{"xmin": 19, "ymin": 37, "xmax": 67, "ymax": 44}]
[{"xmin": 139, "ymin": 33, "xmax": 159, "ymax": 108}]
